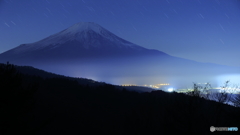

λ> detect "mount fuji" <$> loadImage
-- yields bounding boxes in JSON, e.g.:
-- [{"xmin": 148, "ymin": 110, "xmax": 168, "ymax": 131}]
[
  {"xmin": 0, "ymin": 22, "xmax": 166, "ymax": 64},
  {"xmin": 0, "ymin": 22, "xmax": 239, "ymax": 86}
]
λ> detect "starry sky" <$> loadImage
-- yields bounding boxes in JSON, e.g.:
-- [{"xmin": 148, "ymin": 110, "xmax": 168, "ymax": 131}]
[{"xmin": 1, "ymin": 0, "xmax": 240, "ymax": 67}]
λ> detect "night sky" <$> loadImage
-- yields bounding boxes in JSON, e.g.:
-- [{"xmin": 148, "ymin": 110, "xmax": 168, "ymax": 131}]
[{"xmin": 1, "ymin": 0, "xmax": 240, "ymax": 67}]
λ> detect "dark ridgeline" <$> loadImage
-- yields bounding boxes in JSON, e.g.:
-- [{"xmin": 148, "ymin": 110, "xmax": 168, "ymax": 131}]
[{"xmin": 0, "ymin": 63, "xmax": 240, "ymax": 134}]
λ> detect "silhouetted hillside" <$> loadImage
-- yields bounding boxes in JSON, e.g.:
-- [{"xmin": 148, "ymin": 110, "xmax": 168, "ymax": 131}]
[
  {"xmin": 11, "ymin": 64, "xmax": 104, "ymax": 86},
  {"xmin": 0, "ymin": 63, "xmax": 239, "ymax": 134},
  {"xmin": 2, "ymin": 63, "xmax": 154, "ymax": 92}
]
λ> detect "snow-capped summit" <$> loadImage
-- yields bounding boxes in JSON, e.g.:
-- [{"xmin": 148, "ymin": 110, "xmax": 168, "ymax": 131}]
[
  {"xmin": 56, "ymin": 22, "xmax": 119, "ymax": 41},
  {"xmin": 58, "ymin": 22, "xmax": 137, "ymax": 46},
  {"xmin": 62, "ymin": 22, "xmax": 105, "ymax": 35}
]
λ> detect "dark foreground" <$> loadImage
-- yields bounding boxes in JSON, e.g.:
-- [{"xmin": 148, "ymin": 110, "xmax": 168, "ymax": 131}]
[{"xmin": 0, "ymin": 63, "xmax": 239, "ymax": 134}]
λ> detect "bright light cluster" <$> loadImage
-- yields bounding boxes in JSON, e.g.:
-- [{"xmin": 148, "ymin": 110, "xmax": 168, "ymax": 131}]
[{"xmin": 122, "ymin": 83, "xmax": 171, "ymax": 90}]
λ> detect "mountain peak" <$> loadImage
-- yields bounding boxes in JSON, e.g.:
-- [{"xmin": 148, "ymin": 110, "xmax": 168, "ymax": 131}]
[
  {"xmin": 61, "ymin": 22, "xmax": 103, "ymax": 35},
  {"xmin": 20, "ymin": 22, "xmax": 108, "ymax": 49}
]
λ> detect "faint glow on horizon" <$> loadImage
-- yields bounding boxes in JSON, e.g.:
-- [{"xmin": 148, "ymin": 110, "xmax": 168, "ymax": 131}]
[
  {"xmin": 121, "ymin": 84, "xmax": 137, "ymax": 86},
  {"xmin": 216, "ymin": 74, "xmax": 240, "ymax": 86},
  {"xmin": 167, "ymin": 88, "xmax": 174, "ymax": 92}
]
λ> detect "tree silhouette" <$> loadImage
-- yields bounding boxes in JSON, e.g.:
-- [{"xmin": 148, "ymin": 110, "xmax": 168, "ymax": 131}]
[
  {"xmin": 211, "ymin": 81, "xmax": 233, "ymax": 104},
  {"xmin": 0, "ymin": 62, "xmax": 38, "ymax": 134},
  {"xmin": 232, "ymin": 94, "xmax": 240, "ymax": 107}
]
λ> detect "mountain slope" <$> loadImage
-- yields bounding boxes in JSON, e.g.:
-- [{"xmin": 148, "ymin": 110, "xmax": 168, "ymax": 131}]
[{"xmin": 0, "ymin": 22, "xmax": 168, "ymax": 64}]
